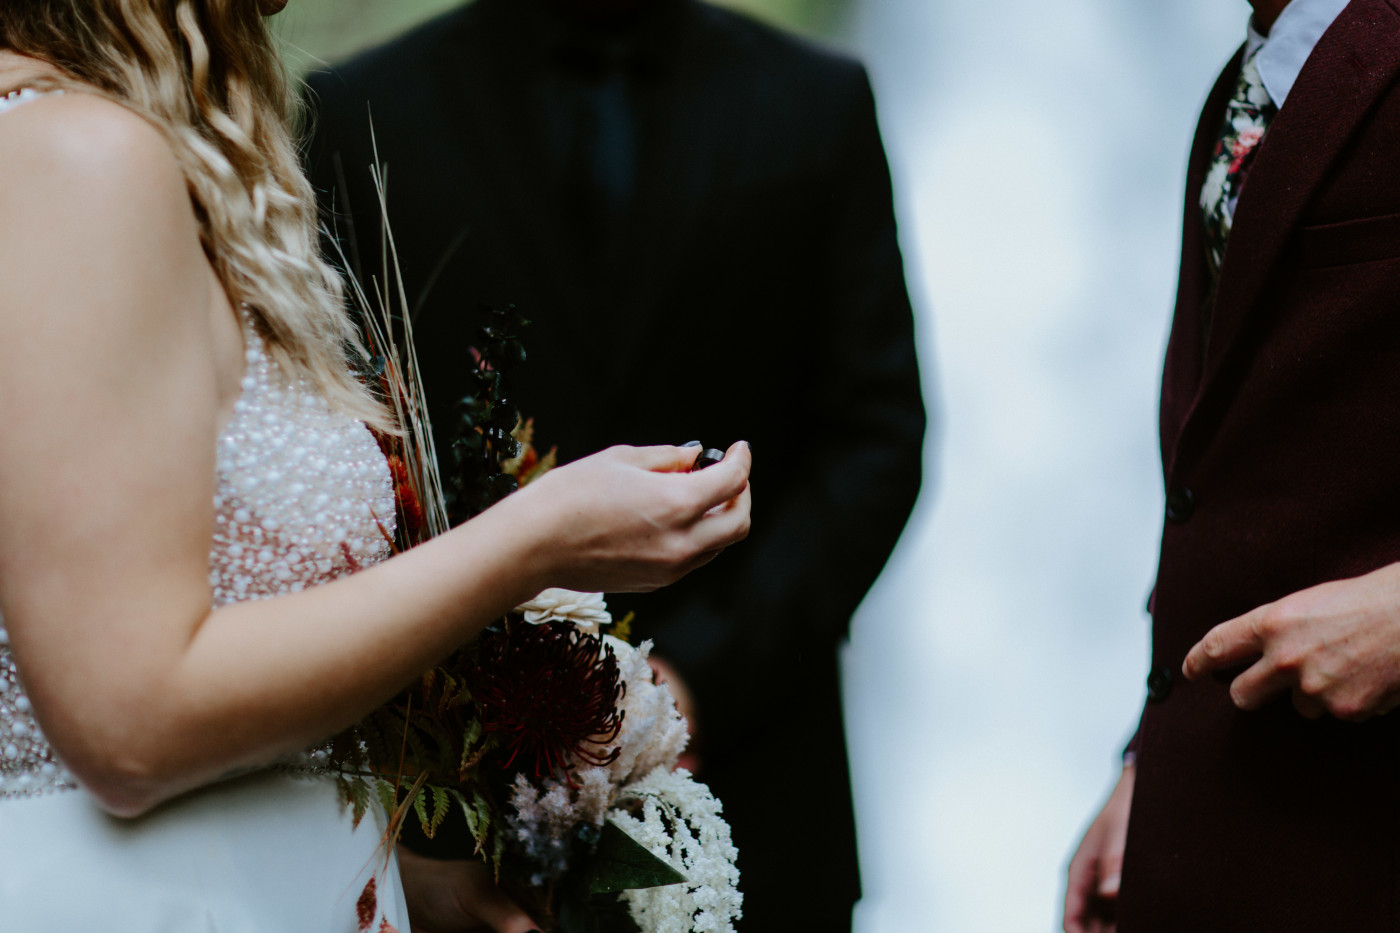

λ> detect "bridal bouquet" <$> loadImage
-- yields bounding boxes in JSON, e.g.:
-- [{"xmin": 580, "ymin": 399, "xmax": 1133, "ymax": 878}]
[
  {"xmin": 335, "ymin": 600, "xmax": 741, "ymax": 933},
  {"xmin": 329, "ymin": 167, "xmax": 740, "ymax": 933}
]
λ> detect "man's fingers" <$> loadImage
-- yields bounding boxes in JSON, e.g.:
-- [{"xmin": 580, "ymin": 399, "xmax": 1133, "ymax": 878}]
[
  {"xmin": 1064, "ymin": 837, "xmax": 1099, "ymax": 933},
  {"xmin": 1227, "ymin": 656, "xmax": 1293, "ymax": 711},
  {"xmin": 1096, "ymin": 829, "xmax": 1125, "ymax": 899},
  {"xmin": 1063, "ymin": 867, "xmax": 1091, "ymax": 932},
  {"xmin": 1292, "ymin": 690, "xmax": 1326, "ymax": 719},
  {"xmin": 1183, "ymin": 608, "xmax": 1271, "ymax": 680},
  {"xmin": 461, "ymin": 875, "xmax": 540, "ymax": 933}
]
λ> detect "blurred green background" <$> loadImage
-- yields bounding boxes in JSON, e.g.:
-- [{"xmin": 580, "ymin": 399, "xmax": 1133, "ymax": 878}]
[{"xmin": 271, "ymin": 0, "xmax": 849, "ymax": 73}]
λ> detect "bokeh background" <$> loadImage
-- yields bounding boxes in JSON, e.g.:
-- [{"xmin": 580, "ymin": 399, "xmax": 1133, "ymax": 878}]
[{"xmin": 272, "ymin": 1, "xmax": 1252, "ymax": 930}]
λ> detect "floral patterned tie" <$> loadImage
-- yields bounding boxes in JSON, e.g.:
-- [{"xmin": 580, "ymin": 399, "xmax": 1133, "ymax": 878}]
[{"xmin": 1200, "ymin": 50, "xmax": 1277, "ymax": 275}]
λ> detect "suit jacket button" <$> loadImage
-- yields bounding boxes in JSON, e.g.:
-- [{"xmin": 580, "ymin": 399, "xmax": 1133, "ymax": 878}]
[
  {"xmin": 1165, "ymin": 487, "xmax": 1195, "ymax": 523},
  {"xmin": 1147, "ymin": 666, "xmax": 1174, "ymax": 702}
]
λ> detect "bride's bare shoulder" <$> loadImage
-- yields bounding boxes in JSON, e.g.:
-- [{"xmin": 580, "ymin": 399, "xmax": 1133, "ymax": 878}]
[
  {"xmin": 0, "ymin": 92, "xmax": 183, "ymax": 207},
  {"xmin": 0, "ymin": 91, "xmax": 203, "ymax": 306}
]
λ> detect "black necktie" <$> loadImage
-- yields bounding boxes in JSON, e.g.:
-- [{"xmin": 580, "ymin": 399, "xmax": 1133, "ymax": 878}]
[{"xmin": 558, "ymin": 39, "xmax": 640, "ymax": 230}]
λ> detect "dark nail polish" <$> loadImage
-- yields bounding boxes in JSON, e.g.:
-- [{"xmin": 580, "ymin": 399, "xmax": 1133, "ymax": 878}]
[{"xmin": 680, "ymin": 440, "xmax": 702, "ymax": 448}]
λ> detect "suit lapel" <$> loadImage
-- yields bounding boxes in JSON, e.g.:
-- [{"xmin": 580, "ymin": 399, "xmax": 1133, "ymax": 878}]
[
  {"xmin": 1161, "ymin": 46, "xmax": 1244, "ymax": 471},
  {"xmin": 1186, "ymin": 0, "xmax": 1400, "ymax": 424}
]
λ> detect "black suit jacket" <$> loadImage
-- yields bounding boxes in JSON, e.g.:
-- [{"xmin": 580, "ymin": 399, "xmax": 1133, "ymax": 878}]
[
  {"xmin": 305, "ymin": 2, "xmax": 924, "ymax": 928},
  {"xmin": 1120, "ymin": 1, "xmax": 1400, "ymax": 928}
]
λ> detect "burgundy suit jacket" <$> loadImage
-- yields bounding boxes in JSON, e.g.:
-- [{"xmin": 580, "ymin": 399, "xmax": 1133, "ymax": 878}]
[{"xmin": 1119, "ymin": 1, "xmax": 1400, "ymax": 929}]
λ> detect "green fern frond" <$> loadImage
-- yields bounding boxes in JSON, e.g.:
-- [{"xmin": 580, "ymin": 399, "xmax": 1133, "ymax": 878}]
[
  {"xmin": 492, "ymin": 831, "xmax": 506, "ymax": 879},
  {"xmin": 463, "ymin": 717, "xmax": 483, "ymax": 749},
  {"xmin": 334, "ymin": 772, "xmax": 351, "ymax": 805},
  {"xmin": 443, "ymin": 671, "xmax": 474, "ymax": 709},
  {"xmin": 404, "ymin": 725, "xmax": 431, "ymax": 769},
  {"xmin": 412, "ymin": 787, "xmax": 430, "ymax": 835},
  {"xmin": 450, "ymin": 787, "xmax": 481, "ymax": 843},
  {"xmin": 414, "ymin": 718, "xmax": 450, "ymax": 750},
  {"xmin": 473, "ymin": 791, "xmax": 494, "ymax": 853},
  {"xmin": 375, "ymin": 779, "xmax": 399, "ymax": 822},
  {"xmin": 349, "ymin": 777, "xmax": 371, "ymax": 828},
  {"xmin": 428, "ymin": 785, "xmax": 451, "ymax": 838}
]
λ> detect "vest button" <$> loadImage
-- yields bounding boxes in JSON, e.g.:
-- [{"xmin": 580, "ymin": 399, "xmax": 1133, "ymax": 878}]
[
  {"xmin": 1147, "ymin": 666, "xmax": 1174, "ymax": 702},
  {"xmin": 1165, "ymin": 487, "xmax": 1195, "ymax": 523}
]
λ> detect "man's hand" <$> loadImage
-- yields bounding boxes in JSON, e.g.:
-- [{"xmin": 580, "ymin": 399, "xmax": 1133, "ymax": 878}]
[
  {"xmin": 1064, "ymin": 763, "xmax": 1134, "ymax": 933},
  {"xmin": 648, "ymin": 655, "xmax": 702, "ymax": 773},
  {"xmin": 1182, "ymin": 562, "xmax": 1400, "ymax": 720},
  {"xmin": 397, "ymin": 849, "xmax": 540, "ymax": 933}
]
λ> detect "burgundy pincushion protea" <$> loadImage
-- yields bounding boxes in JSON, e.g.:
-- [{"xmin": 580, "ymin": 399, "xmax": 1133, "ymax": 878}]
[{"xmin": 470, "ymin": 621, "xmax": 625, "ymax": 780}]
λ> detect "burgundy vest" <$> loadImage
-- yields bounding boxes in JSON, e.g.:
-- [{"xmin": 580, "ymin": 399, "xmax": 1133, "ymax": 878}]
[{"xmin": 1120, "ymin": 1, "xmax": 1400, "ymax": 929}]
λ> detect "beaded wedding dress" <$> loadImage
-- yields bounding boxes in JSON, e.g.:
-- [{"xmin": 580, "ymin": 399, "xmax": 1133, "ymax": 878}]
[{"xmin": 0, "ymin": 88, "xmax": 410, "ymax": 931}]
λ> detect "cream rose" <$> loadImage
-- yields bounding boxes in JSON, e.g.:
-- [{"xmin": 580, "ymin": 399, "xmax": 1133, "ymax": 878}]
[{"xmin": 515, "ymin": 588, "xmax": 612, "ymax": 633}]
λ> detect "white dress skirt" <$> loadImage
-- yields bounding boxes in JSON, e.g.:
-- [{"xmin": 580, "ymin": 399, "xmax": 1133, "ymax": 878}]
[
  {"xmin": 0, "ymin": 216, "xmax": 411, "ymax": 933},
  {"xmin": 0, "ymin": 772, "xmax": 408, "ymax": 932}
]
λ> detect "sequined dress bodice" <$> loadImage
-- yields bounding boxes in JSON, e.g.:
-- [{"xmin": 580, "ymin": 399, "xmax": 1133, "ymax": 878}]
[{"xmin": 0, "ymin": 317, "xmax": 395, "ymax": 797}]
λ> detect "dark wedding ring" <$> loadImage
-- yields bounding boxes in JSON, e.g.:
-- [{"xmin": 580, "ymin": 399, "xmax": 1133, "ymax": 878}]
[{"xmin": 691, "ymin": 448, "xmax": 727, "ymax": 472}]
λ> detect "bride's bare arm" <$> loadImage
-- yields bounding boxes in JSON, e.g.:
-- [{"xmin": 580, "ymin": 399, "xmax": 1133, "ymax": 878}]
[{"xmin": 0, "ymin": 95, "xmax": 751, "ymax": 818}]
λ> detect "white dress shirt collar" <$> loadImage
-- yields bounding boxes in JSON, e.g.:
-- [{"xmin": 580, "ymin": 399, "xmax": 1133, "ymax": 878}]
[{"xmin": 1245, "ymin": 0, "xmax": 1351, "ymax": 107}]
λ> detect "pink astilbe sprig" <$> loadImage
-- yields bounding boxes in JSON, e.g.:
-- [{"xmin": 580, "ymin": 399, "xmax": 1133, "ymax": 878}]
[{"xmin": 469, "ymin": 621, "xmax": 626, "ymax": 783}]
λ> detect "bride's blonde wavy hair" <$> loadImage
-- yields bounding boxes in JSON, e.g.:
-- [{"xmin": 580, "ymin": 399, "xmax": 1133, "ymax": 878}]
[{"xmin": 0, "ymin": 0, "xmax": 389, "ymax": 429}]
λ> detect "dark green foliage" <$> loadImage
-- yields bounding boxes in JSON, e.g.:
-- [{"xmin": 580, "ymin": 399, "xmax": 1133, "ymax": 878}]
[
  {"xmin": 445, "ymin": 305, "xmax": 531, "ymax": 525},
  {"xmin": 330, "ymin": 640, "xmax": 505, "ymax": 869},
  {"xmin": 555, "ymin": 888, "xmax": 645, "ymax": 933},
  {"xmin": 586, "ymin": 822, "xmax": 689, "ymax": 895}
]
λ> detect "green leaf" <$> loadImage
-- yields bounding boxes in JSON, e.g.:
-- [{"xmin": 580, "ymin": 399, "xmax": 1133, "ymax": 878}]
[
  {"xmin": 375, "ymin": 779, "xmax": 399, "ymax": 821},
  {"xmin": 406, "ymin": 728, "xmax": 431, "ymax": 768},
  {"xmin": 585, "ymin": 822, "xmax": 687, "ymax": 895},
  {"xmin": 473, "ymin": 790, "xmax": 493, "ymax": 839},
  {"xmin": 463, "ymin": 717, "xmax": 483, "ymax": 748},
  {"xmin": 428, "ymin": 785, "xmax": 451, "ymax": 838},
  {"xmin": 412, "ymin": 788, "xmax": 430, "ymax": 833},
  {"xmin": 349, "ymin": 777, "xmax": 370, "ymax": 829},
  {"xmin": 450, "ymin": 787, "xmax": 481, "ymax": 841},
  {"xmin": 555, "ymin": 888, "xmax": 643, "ymax": 933},
  {"xmin": 492, "ymin": 831, "xmax": 506, "ymax": 875}
]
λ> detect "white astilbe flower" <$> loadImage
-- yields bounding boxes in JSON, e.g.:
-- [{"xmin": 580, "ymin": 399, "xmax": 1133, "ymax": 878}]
[
  {"xmin": 570, "ymin": 764, "xmax": 615, "ymax": 826},
  {"xmin": 610, "ymin": 767, "xmax": 742, "ymax": 933},
  {"xmin": 586, "ymin": 637, "xmax": 689, "ymax": 787},
  {"xmin": 516, "ymin": 589, "xmax": 611, "ymax": 633},
  {"xmin": 507, "ymin": 773, "xmax": 579, "ymax": 884}
]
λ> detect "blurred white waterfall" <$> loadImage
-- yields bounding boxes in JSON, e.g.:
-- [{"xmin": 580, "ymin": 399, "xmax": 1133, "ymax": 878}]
[{"xmin": 835, "ymin": 3, "xmax": 1248, "ymax": 931}]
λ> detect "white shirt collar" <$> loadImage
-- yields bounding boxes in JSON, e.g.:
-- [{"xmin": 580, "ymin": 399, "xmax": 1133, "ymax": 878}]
[{"xmin": 1246, "ymin": 0, "xmax": 1351, "ymax": 107}]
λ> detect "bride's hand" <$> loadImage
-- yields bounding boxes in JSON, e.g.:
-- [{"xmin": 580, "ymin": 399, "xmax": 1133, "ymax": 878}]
[
  {"xmin": 397, "ymin": 849, "xmax": 540, "ymax": 933},
  {"xmin": 509, "ymin": 440, "xmax": 752, "ymax": 594}
]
